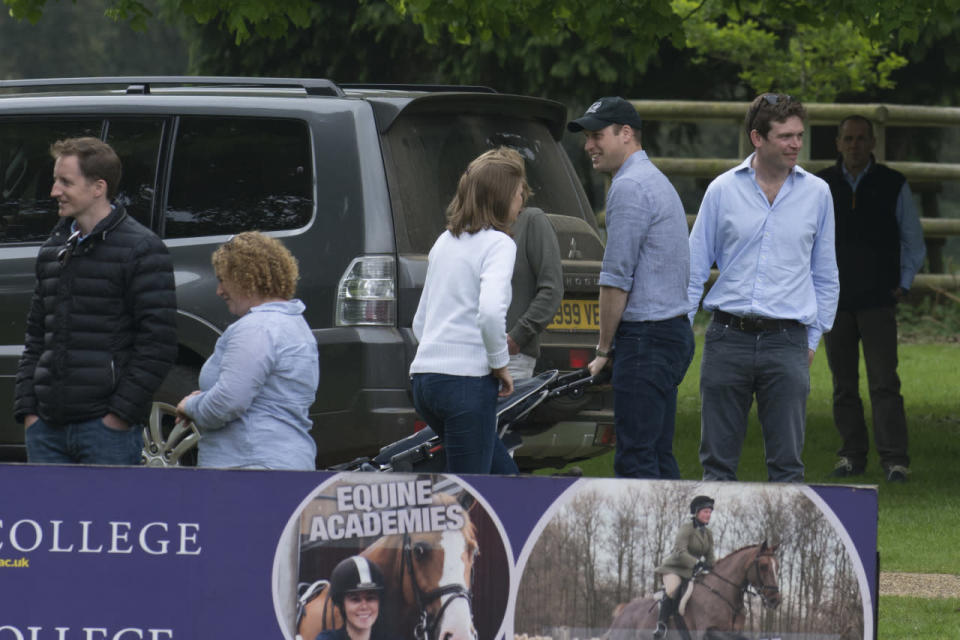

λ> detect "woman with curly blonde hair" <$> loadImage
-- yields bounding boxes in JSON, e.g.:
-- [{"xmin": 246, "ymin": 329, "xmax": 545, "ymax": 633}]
[{"xmin": 176, "ymin": 231, "xmax": 319, "ymax": 469}]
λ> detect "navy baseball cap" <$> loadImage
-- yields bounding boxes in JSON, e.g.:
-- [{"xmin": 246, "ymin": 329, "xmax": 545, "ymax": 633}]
[{"xmin": 568, "ymin": 97, "xmax": 643, "ymax": 132}]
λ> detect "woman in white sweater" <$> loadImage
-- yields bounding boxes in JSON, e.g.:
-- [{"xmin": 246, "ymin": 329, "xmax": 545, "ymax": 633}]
[{"xmin": 409, "ymin": 147, "xmax": 528, "ymax": 474}]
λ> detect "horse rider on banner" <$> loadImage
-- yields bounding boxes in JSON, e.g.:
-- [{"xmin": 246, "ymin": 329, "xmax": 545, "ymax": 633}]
[{"xmin": 653, "ymin": 496, "xmax": 716, "ymax": 639}]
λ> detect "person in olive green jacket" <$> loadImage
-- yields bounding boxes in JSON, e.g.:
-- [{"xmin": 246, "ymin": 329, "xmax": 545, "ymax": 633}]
[
  {"xmin": 652, "ymin": 495, "xmax": 716, "ymax": 639},
  {"xmin": 505, "ymin": 206, "xmax": 563, "ymax": 381}
]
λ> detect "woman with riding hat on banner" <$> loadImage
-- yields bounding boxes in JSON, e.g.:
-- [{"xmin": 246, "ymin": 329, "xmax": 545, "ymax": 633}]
[
  {"xmin": 652, "ymin": 495, "xmax": 716, "ymax": 639},
  {"xmin": 314, "ymin": 556, "xmax": 398, "ymax": 640}
]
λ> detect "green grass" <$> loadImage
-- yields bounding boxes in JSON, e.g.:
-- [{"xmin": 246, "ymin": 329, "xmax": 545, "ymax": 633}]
[
  {"xmin": 878, "ymin": 597, "xmax": 960, "ymax": 638},
  {"xmin": 538, "ymin": 310, "xmax": 960, "ymax": 639}
]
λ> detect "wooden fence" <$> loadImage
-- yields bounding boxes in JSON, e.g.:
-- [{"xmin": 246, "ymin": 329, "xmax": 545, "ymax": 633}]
[{"xmin": 629, "ymin": 100, "xmax": 960, "ymax": 292}]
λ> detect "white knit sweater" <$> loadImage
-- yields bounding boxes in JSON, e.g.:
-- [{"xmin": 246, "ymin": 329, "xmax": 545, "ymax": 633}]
[{"xmin": 410, "ymin": 228, "xmax": 516, "ymax": 377}]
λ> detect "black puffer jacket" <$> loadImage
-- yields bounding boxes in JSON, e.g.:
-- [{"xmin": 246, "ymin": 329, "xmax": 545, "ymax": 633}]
[{"xmin": 14, "ymin": 205, "xmax": 177, "ymax": 426}]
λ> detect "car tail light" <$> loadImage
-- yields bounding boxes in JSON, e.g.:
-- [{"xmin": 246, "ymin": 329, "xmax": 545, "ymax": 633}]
[
  {"xmin": 336, "ymin": 255, "xmax": 396, "ymax": 326},
  {"xmin": 569, "ymin": 348, "xmax": 591, "ymax": 369},
  {"xmin": 413, "ymin": 419, "xmax": 428, "ymax": 432},
  {"xmin": 593, "ymin": 423, "xmax": 615, "ymax": 447}
]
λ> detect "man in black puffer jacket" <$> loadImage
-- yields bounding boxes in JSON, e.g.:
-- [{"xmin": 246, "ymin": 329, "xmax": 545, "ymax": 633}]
[{"xmin": 14, "ymin": 137, "xmax": 177, "ymax": 465}]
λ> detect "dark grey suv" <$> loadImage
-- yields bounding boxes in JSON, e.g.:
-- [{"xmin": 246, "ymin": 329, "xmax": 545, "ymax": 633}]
[{"xmin": 0, "ymin": 77, "xmax": 612, "ymax": 469}]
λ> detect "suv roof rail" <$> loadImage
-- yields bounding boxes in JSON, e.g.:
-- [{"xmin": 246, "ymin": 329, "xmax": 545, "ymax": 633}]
[
  {"xmin": 0, "ymin": 76, "xmax": 344, "ymax": 97},
  {"xmin": 340, "ymin": 83, "xmax": 496, "ymax": 94}
]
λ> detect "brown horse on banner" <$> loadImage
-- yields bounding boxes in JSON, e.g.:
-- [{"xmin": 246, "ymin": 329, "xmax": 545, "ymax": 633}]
[
  {"xmin": 298, "ymin": 493, "xmax": 478, "ymax": 640},
  {"xmin": 608, "ymin": 541, "xmax": 782, "ymax": 640}
]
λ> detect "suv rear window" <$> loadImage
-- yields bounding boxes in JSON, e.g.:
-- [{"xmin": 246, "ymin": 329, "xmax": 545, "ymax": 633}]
[
  {"xmin": 164, "ymin": 116, "xmax": 313, "ymax": 238},
  {"xmin": 382, "ymin": 113, "xmax": 586, "ymax": 253}
]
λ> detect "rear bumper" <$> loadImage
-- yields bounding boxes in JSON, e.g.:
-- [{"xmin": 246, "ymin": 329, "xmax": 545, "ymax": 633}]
[{"xmin": 514, "ymin": 417, "xmax": 614, "ymax": 470}]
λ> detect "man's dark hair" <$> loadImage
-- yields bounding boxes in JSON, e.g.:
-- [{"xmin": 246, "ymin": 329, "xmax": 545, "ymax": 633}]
[
  {"xmin": 745, "ymin": 94, "xmax": 807, "ymax": 140},
  {"xmin": 837, "ymin": 114, "xmax": 875, "ymax": 139},
  {"xmin": 49, "ymin": 137, "xmax": 122, "ymax": 200}
]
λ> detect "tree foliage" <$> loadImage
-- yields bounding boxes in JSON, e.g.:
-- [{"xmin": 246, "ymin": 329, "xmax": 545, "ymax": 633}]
[
  {"xmin": 383, "ymin": 0, "xmax": 958, "ymax": 98},
  {"xmin": 387, "ymin": 0, "xmax": 960, "ymax": 49},
  {"xmin": 673, "ymin": 0, "xmax": 909, "ymax": 101},
  {"xmin": 5, "ymin": 0, "xmax": 960, "ymax": 102},
  {"xmin": 4, "ymin": 0, "xmax": 314, "ymax": 42},
  {"xmin": 184, "ymin": 4, "xmax": 723, "ymax": 106},
  {"xmin": 0, "ymin": 0, "xmax": 187, "ymax": 78}
]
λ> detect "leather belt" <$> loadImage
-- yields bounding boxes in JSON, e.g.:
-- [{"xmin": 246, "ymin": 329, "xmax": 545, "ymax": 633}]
[
  {"xmin": 623, "ymin": 315, "xmax": 688, "ymax": 324},
  {"xmin": 713, "ymin": 310, "xmax": 801, "ymax": 333}
]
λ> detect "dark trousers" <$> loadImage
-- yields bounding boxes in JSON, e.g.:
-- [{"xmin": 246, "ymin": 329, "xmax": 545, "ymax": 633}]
[
  {"xmin": 824, "ymin": 306, "xmax": 909, "ymax": 469},
  {"xmin": 411, "ymin": 372, "xmax": 518, "ymax": 475},
  {"xmin": 611, "ymin": 317, "xmax": 695, "ymax": 479},
  {"xmin": 699, "ymin": 321, "xmax": 810, "ymax": 482}
]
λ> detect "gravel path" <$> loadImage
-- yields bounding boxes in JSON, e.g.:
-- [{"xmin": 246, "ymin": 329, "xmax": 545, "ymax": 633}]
[{"xmin": 880, "ymin": 572, "xmax": 960, "ymax": 599}]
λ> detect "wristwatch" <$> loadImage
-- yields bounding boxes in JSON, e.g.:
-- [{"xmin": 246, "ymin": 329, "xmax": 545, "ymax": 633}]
[{"xmin": 595, "ymin": 345, "xmax": 613, "ymax": 358}]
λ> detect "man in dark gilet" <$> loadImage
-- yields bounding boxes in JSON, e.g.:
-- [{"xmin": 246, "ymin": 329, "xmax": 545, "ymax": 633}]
[{"xmin": 816, "ymin": 116, "xmax": 926, "ymax": 483}]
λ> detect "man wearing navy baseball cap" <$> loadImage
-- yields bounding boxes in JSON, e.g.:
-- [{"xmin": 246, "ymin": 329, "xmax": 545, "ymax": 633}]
[{"xmin": 574, "ymin": 97, "xmax": 694, "ymax": 480}]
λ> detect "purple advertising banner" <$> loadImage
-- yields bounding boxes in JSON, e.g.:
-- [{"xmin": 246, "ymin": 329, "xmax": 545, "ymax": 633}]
[{"xmin": 0, "ymin": 465, "xmax": 877, "ymax": 640}]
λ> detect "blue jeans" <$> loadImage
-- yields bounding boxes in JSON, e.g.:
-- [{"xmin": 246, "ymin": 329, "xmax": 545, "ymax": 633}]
[
  {"xmin": 699, "ymin": 321, "xmax": 810, "ymax": 482},
  {"xmin": 411, "ymin": 373, "xmax": 518, "ymax": 475},
  {"xmin": 25, "ymin": 417, "xmax": 144, "ymax": 465},
  {"xmin": 612, "ymin": 317, "xmax": 695, "ymax": 479}
]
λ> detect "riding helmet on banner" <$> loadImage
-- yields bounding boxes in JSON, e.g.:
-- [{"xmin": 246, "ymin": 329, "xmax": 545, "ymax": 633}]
[
  {"xmin": 689, "ymin": 495, "xmax": 715, "ymax": 515},
  {"xmin": 329, "ymin": 556, "xmax": 385, "ymax": 607}
]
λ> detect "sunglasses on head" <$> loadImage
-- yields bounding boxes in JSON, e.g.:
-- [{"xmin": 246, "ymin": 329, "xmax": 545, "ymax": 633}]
[
  {"xmin": 761, "ymin": 93, "xmax": 791, "ymax": 106},
  {"xmin": 750, "ymin": 94, "xmax": 794, "ymax": 132}
]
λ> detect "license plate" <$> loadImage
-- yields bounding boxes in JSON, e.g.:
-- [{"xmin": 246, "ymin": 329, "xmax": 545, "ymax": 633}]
[{"xmin": 548, "ymin": 299, "xmax": 599, "ymax": 331}]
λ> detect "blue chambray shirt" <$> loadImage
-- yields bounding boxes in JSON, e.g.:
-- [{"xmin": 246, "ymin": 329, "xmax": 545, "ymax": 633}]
[
  {"xmin": 688, "ymin": 154, "xmax": 840, "ymax": 350},
  {"xmin": 184, "ymin": 299, "xmax": 319, "ymax": 469},
  {"xmin": 599, "ymin": 150, "xmax": 692, "ymax": 322}
]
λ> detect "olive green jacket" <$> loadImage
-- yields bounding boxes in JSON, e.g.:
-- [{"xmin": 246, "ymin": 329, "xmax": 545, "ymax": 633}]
[
  {"xmin": 655, "ymin": 519, "xmax": 716, "ymax": 579},
  {"xmin": 506, "ymin": 207, "xmax": 563, "ymax": 359}
]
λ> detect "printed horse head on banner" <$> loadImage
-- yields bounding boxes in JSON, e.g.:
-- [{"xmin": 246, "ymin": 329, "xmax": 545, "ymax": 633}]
[
  {"xmin": 704, "ymin": 540, "xmax": 782, "ymax": 611},
  {"xmin": 298, "ymin": 491, "xmax": 478, "ymax": 640},
  {"xmin": 607, "ymin": 541, "xmax": 781, "ymax": 639}
]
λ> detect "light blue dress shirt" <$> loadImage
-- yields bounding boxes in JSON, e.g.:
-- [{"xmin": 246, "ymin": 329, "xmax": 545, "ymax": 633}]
[
  {"xmin": 184, "ymin": 299, "xmax": 319, "ymax": 469},
  {"xmin": 599, "ymin": 150, "xmax": 691, "ymax": 322},
  {"xmin": 688, "ymin": 154, "xmax": 840, "ymax": 350},
  {"xmin": 841, "ymin": 160, "xmax": 926, "ymax": 289}
]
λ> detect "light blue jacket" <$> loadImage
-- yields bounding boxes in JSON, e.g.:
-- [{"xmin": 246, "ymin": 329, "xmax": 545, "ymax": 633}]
[{"xmin": 185, "ymin": 299, "xmax": 318, "ymax": 469}]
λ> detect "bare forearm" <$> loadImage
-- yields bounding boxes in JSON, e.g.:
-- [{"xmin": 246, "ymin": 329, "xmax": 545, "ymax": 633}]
[
  {"xmin": 596, "ymin": 286, "xmax": 629, "ymax": 350},
  {"xmin": 587, "ymin": 286, "xmax": 628, "ymax": 377}
]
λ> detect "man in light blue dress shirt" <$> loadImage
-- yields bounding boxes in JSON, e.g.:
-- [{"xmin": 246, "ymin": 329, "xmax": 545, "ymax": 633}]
[
  {"xmin": 573, "ymin": 97, "xmax": 695, "ymax": 479},
  {"xmin": 817, "ymin": 115, "xmax": 926, "ymax": 483},
  {"xmin": 688, "ymin": 94, "xmax": 839, "ymax": 482}
]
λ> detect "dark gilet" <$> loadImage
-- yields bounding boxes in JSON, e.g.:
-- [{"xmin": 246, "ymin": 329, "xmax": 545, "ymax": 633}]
[{"xmin": 818, "ymin": 157, "xmax": 905, "ymax": 311}]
